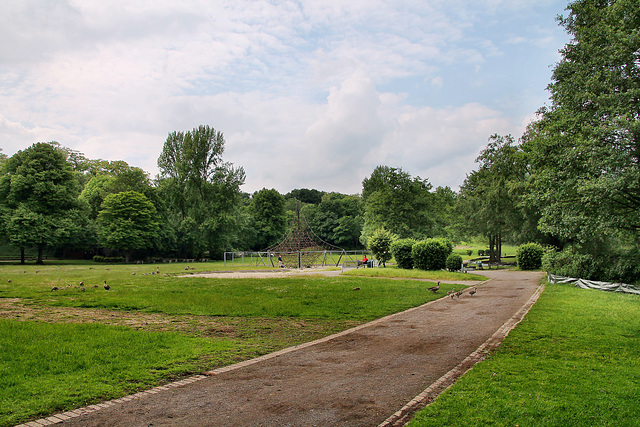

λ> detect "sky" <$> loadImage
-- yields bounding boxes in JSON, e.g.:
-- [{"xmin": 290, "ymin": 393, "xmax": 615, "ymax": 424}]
[{"xmin": 0, "ymin": 0, "xmax": 570, "ymax": 195}]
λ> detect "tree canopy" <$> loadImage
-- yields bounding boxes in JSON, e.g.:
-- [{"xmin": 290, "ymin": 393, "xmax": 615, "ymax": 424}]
[
  {"xmin": 0, "ymin": 143, "xmax": 82, "ymax": 263},
  {"xmin": 361, "ymin": 165, "xmax": 435, "ymax": 242},
  {"xmin": 156, "ymin": 125, "xmax": 245, "ymax": 257},
  {"xmin": 521, "ymin": 0, "xmax": 640, "ymax": 243},
  {"xmin": 97, "ymin": 191, "xmax": 160, "ymax": 262}
]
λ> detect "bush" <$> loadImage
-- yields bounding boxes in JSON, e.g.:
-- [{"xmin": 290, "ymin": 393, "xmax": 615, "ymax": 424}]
[
  {"xmin": 367, "ymin": 228, "xmax": 395, "ymax": 267},
  {"xmin": 390, "ymin": 238, "xmax": 416, "ymax": 269},
  {"xmin": 544, "ymin": 246, "xmax": 640, "ymax": 283},
  {"xmin": 445, "ymin": 253, "xmax": 463, "ymax": 272},
  {"xmin": 412, "ymin": 238, "xmax": 453, "ymax": 270},
  {"xmin": 605, "ymin": 253, "xmax": 640, "ymax": 283},
  {"xmin": 516, "ymin": 243, "xmax": 544, "ymax": 270},
  {"xmin": 466, "ymin": 249, "xmax": 473, "ymax": 256},
  {"xmin": 93, "ymin": 255, "xmax": 125, "ymax": 263}
]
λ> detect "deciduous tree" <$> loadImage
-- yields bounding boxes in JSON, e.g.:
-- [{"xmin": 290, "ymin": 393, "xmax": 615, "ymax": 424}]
[
  {"xmin": 0, "ymin": 143, "xmax": 82, "ymax": 264},
  {"xmin": 157, "ymin": 125, "xmax": 245, "ymax": 257},
  {"xmin": 250, "ymin": 188, "xmax": 286, "ymax": 250},
  {"xmin": 361, "ymin": 166, "xmax": 434, "ymax": 243},
  {"xmin": 97, "ymin": 191, "xmax": 159, "ymax": 262},
  {"xmin": 521, "ymin": 0, "xmax": 640, "ymax": 243}
]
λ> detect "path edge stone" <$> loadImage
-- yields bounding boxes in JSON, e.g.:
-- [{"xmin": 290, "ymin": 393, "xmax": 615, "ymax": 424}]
[{"xmin": 378, "ymin": 281, "xmax": 546, "ymax": 427}]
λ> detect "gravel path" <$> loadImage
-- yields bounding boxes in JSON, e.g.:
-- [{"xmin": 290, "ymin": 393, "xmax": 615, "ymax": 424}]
[{"xmin": 31, "ymin": 269, "xmax": 544, "ymax": 427}]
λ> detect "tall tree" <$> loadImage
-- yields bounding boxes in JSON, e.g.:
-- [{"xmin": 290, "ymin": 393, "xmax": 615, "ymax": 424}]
[
  {"xmin": 157, "ymin": 125, "xmax": 245, "ymax": 258},
  {"xmin": 250, "ymin": 188, "xmax": 287, "ymax": 250},
  {"xmin": 458, "ymin": 135, "xmax": 527, "ymax": 262},
  {"xmin": 97, "ymin": 191, "xmax": 159, "ymax": 262},
  {"xmin": 521, "ymin": 0, "xmax": 640, "ymax": 244},
  {"xmin": 0, "ymin": 143, "xmax": 82, "ymax": 264},
  {"xmin": 361, "ymin": 165, "xmax": 434, "ymax": 243}
]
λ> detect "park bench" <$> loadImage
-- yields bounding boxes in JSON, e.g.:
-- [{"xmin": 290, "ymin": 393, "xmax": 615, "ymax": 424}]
[{"xmin": 341, "ymin": 259, "xmax": 377, "ymax": 272}]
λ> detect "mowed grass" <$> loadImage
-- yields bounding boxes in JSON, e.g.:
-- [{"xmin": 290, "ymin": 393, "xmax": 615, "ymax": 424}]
[
  {"xmin": 407, "ymin": 281, "xmax": 640, "ymax": 426},
  {"xmin": 0, "ymin": 261, "xmax": 468, "ymax": 426},
  {"xmin": 0, "ymin": 321, "xmax": 234, "ymax": 426},
  {"xmin": 0, "ymin": 263, "xmax": 462, "ymax": 320},
  {"xmin": 344, "ymin": 265, "xmax": 486, "ymax": 281}
]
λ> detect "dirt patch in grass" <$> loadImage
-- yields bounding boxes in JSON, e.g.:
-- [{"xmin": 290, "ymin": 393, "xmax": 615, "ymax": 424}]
[{"xmin": 0, "ymin": 298, "xmax": 362, "ymax": 349}]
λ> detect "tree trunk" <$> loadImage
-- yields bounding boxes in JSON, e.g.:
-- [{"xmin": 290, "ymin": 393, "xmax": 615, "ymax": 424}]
[
  {"xmin": 20, "ymin": 247, "xmax": 25, "ymax": 265},
  {"xmin": 36, "ymin": 245, "xmax": 44, "ymax": 265},
  {"xmin": 488, "ymin": 234, "xmax": 497, "ymax": 263}
]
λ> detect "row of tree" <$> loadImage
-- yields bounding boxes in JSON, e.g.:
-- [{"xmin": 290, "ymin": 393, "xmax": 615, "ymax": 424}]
[
  {"xmin": 0, "ymin": 135, "xmax": 456, "ymax": 264},
  {"xmin": 0, "ymin": 0, "xmax": 637, "ymax": 282}
]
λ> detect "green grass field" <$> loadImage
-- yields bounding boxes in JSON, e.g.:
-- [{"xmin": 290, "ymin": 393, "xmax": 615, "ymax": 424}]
[
  {"xmin": 4, "ymin": 261, "xmax": 637, "ymax": 427},
  {"xmin": 0, "ymin": 260, "xmax": 470, "ymax": 426},
  {"xmin": 407, "ymin": 280, "xmax": 640, "ymax": 426}
]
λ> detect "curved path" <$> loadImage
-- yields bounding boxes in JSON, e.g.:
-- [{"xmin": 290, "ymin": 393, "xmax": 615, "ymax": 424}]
[{"xmin": 26, "ymin": 269, "xmax": 544, "ymax": 427}]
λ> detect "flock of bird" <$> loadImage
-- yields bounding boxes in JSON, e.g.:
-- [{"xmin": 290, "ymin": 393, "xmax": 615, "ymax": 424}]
[
  {"xmin": 46, "ymin": 267, "xmax": 163, "ymax": 292},
  {"xmin": 51, "ymin": 280, "xmax": 110, "ymax": 292},
  {"xmin": 426, "ymin": 281, "xmax": 478, "ymax": 299}
]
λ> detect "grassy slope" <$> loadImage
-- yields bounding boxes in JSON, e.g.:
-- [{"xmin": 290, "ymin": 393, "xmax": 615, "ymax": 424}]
[{"xmin": 407, "ymin": 281, "xmax": 640, "ymax": 426}]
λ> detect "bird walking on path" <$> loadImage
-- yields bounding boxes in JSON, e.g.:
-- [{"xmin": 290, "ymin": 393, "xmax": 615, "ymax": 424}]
[
  {"xmin": 427, "ymin": 282, "xmax": 440, "ymax": 293},
  {"xmin": 455, "ymin": 290, "xmax": 463, "ymax": 298},
  {"xmin": 448, "ymin": 288, "xmax": 456, "ymax": 299},
  {"xmin": 469, "ymin": 286, "xmax": 477, "ymax": 296}
]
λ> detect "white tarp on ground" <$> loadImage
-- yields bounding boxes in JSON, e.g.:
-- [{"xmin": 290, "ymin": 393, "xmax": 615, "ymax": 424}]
[{"xmin": 547, "ymin": 273, "xmax": 640, "ymax": 295}]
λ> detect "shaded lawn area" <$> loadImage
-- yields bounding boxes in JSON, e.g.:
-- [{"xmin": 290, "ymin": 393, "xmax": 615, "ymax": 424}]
[{"xmin": 407, "ymin": 281, "xmax": 640, "ymax": 426}]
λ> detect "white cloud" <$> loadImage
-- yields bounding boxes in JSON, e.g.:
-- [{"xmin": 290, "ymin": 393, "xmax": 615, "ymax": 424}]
[{"xmin": 0, "ymin": 0, "xmax": 570, "ymax": 194}]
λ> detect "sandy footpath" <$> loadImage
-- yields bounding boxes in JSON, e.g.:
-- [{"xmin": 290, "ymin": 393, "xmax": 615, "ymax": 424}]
[{"xmin": 30, "ymin": 269, "xmax": 544, "ymax": 427}]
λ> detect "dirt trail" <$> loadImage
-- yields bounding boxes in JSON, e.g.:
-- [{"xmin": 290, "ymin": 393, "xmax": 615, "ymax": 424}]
[{"xmin": 34, "ymin": 269, "xmax": 544, "ymax": 427}]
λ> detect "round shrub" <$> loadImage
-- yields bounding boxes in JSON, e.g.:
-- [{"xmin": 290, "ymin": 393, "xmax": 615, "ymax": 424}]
[
  {"xmin": 516, "ymin": 243, "xmax": 544, "ymax": 270},
  {"xmin": 446, "ymin": 253, "xmax": 463, "ymax": 272},
  {"xmin": 412, "ymin": 238, "xmax": 453, "ymax": 270},
  {"xmin": 390, "ymin": 238, "xmax": 416, "ymax": 269}
]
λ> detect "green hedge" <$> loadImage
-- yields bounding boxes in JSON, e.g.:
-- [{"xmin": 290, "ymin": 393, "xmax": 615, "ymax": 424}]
[
  {"xmin": 445, "ymin": 253, "xmax": 463, "ymax": 272},
  {"xmin": 516, "ymin": 243, "xmax": 544, "ymax": 270},
  {"xmin": 412, "ymin": 238, "xmax": 453, "ymax": 271},
  {"xmin": 390, "ymin": 238, "xmax": 416, "ymax": 269}
]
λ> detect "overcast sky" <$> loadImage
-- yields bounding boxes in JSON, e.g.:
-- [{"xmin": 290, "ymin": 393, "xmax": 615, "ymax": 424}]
[{"xmin": 1, "ymin": 0, "xmax": 570, "ymax": 195}]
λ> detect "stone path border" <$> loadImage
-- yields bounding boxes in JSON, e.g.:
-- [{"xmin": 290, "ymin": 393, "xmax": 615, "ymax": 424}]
[
  {"xmin": 378, "ymin": 282, "xmax": 545, "ymax": 427},
  {"xmin": 14, "ymin": 377, "xmax": 211, "ymax": 427}
]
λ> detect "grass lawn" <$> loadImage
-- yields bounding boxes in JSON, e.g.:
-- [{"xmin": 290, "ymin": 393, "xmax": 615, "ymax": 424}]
[
  {"xmin": 343, "ymin": 265, "xmax": 486, "ymax": 281},
  {"xmin": 407, "ymin": 281, "xmax": 640, "ymax": 426},
  {"xmin": 0, "ymin": 260, "xmax": 469, "ymax": 426}
]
